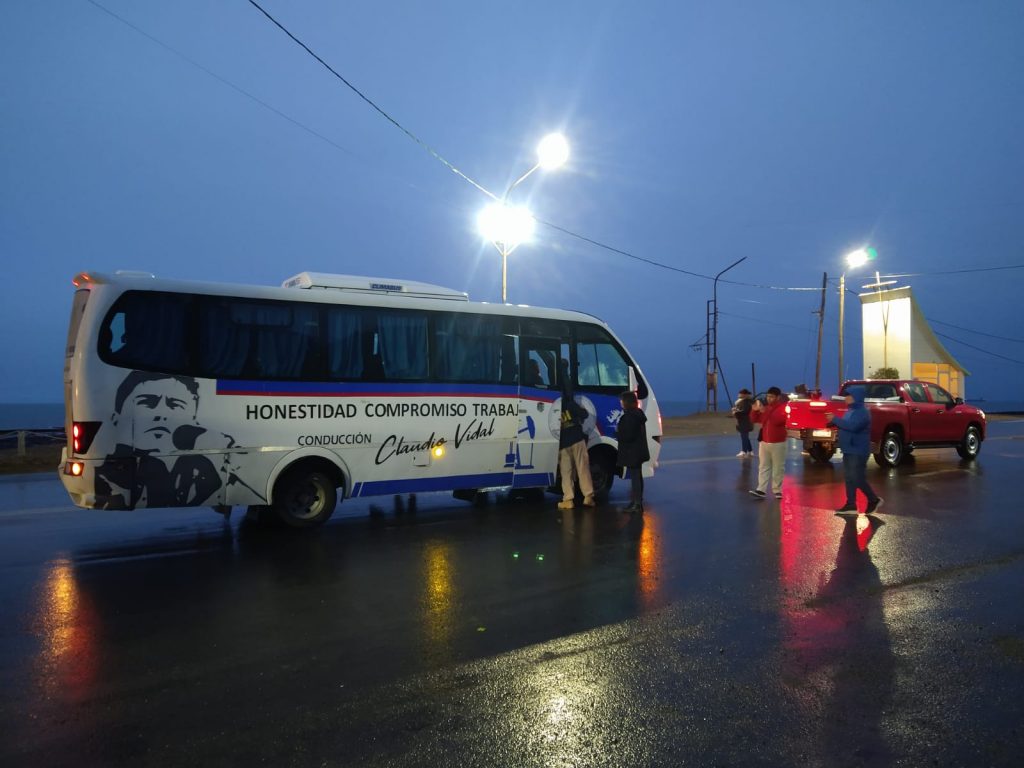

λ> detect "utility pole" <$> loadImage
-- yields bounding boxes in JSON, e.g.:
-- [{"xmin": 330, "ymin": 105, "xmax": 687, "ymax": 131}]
[
  {"xmin": 705, "ymin": 257, "xmax": 747, "ymax": 411},
  {"xmin": 814, "ymin": 272, "xmax": 827, "ymax": 393}
]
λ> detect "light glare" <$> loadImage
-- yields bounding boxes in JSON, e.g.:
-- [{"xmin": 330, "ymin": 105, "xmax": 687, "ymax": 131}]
[
  {"xmin": 536, "ymin": 133, "xmax": 570, "ymax": 170},
  {"xmin": 478, "ymin": 203, "xmax": 535, "ymax": 249},
  {"xmin": 845, "ymin": 248, "xmax": 870, "ymax": 269}
]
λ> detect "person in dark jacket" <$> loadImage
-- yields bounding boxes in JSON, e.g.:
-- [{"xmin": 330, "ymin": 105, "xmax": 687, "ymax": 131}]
[
  {"xmin": 732, "ymin": 388, "xmax": 754, "ymax": 458},
  {"xmin": 615, "ymin": 390, "xmax": 650, "ymax": 514},
  {"xmin": 557, "ymin": 361, "xmax": 595, "ymax": 510},
  {"xmin": 827, "ymin": 386, "xmax": 883, "ymax": 514}
]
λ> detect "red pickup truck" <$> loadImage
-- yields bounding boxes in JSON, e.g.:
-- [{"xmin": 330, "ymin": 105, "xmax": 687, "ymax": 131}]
[{"xmin": 785, "ymin": 379, "xmax": 986, "ymax": 467}]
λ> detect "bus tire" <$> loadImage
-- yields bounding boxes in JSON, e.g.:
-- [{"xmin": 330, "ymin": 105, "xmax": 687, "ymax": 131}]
[
  {"xmin": 588, "ymin": 448, "xmax": 616, "ymax": 496},
  {"xmin": 272, "ymin": 467, "xmax": 338, "ymax": 528}
]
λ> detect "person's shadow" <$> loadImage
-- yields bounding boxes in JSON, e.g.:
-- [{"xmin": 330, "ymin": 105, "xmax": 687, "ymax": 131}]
[{"xmin": 785, "ymin": 514, "xmax": 895, "ymax": 765}]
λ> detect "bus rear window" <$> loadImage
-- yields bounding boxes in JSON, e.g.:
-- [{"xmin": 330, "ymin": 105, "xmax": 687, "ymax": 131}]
[{"xmin": 65, "ymin": 289, "xmax": 91, "ymax": 358}]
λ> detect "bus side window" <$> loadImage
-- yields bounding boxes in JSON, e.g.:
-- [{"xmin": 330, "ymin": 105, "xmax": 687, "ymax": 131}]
[
  {"xmin": 499, "ymin": 334, "xmax": 519, "ymax": 384},
  {"xmin": 573, "ymin": 323, "xmax": 647, "ymax": 398}
]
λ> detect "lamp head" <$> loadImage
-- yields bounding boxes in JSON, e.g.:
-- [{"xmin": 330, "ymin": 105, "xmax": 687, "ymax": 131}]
[
  {"xmin": 536, "ymin": 133, "xmax": 569, "ymax": 170},
  {"xmin": 477, "ymin": 203, "xmax": 535, "ymax": 249},
  {"xmin": 844, "ymin": 248, "xmax": 871, "ymax": 270}
]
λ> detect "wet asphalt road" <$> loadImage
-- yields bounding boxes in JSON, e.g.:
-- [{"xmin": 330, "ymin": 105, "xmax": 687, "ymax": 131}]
[{"xmin": 2, "ymin": 423, "xmax": 1024, "ymax": 767}]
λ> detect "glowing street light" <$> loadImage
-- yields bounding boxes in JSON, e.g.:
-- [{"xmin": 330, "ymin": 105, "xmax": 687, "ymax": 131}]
[
  {"xmin": 479, "ymin": 132, "xmax": 569, "ymax": 303},
  {"xmin": 477, "ymin": 203, "xmax": 536, "ymax": 254},
  {"xmin": 536, "ymin": 132, "xmax": 570, "ymax": 170},
  {"xmin": 838, "ymin": 246, "xmax": 877, "ymax": 385}
]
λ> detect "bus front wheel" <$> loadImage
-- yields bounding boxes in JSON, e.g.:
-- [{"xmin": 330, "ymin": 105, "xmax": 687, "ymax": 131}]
[
  {"xmin": 589, "ymin": 450, "xmax": 616, "ymax": 496},
  {"xmin": 273, "ymin": 468, "xmax": 338, "ymax": 527}
]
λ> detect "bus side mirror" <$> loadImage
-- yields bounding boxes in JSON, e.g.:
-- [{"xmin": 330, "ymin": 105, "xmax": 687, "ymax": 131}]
[{"xmin": 628, "ymin": 366, "xmax": 638, "ymax": 394}]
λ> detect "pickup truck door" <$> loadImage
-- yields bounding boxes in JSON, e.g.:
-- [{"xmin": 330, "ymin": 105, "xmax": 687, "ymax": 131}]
[
  {"xmin": 903, "ymin": 382, "xmax": 941, "ymax": 442},
  {"xmin": 924, "ymin": 383, "xmax": 965, "ymax": 442}
]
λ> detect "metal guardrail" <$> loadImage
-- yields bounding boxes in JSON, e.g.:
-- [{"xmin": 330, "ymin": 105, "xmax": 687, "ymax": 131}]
[{"xmin": 0, "ymin": 428, "xmax": 65, "ymax": 456}]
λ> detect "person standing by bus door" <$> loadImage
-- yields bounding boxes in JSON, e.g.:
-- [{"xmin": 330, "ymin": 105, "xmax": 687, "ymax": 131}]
[
  {"xmin": 749, "ymin": 386, "xmax": 788, "ymax": 500},
  {"xmin": 615, "ymin": 390, "xmax": 650, "ymax": 514},
  {"xmin": 557, "ymin": 366, "xmax": 596, "ymax": 510},
  {"xmin": 826, "ymin": 386, "xmax": 884, "ymax": 514},
  {"xmin": 732, "ymin": 388, "xmax": 754, "ymax": 457}
]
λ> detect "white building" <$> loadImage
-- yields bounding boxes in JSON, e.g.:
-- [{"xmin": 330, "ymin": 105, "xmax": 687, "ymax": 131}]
[{"xmin": 859, "ymin": 285, "xmax": 968, "ymax": 398}]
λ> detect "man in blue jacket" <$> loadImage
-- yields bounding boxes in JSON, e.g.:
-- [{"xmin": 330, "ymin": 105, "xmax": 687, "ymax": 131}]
[{"xmin": 826, "ymin": 386, "xmax": 884, "ymax": 514}]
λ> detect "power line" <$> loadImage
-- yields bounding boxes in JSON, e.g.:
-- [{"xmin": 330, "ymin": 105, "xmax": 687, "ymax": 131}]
[
  {"xmin": 246, "ymin": 2, "xmax": 824, "ymax": 292},
  {"xmin": 84, "ymin": 0, "xmax": 359, "ymax": 158},
  {"xmin": 934, "ymin": 332, "xmax": 1024, "ymax": 365},
  {"xmin": 886, "ymin": 264, "xmax": 1024, "ymax": 278},
  {"xmin": 927, "ymin": 318, "xmax": 1024, "ymax": 344},
  {"xmin": 91, "ymin": 1, "xmax": 1019, "ymax": 298},
  {"xmin": 247, "ymin": 0, "xmax": 497, "ymax": 200}
]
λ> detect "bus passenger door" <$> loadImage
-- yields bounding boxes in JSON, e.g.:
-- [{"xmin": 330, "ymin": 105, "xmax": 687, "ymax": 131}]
[{"xmin": 513, "ymin": 337, "xmax": 563, "ymax": 489}]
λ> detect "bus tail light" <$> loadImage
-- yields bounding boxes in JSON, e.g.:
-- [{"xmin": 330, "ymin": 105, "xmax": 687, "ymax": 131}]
[
  {"xmin": 67, "ymin": 461, "xmax": 84, "ymax": 476},
  {"xmin": 71, "ymin": 421, "xmax": 102, "ymax": 454}
]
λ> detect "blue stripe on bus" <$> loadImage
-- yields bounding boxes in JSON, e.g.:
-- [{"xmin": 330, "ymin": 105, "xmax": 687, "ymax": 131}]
[
  {"xmin": 215, "ymin": 380, "xmax": 557, "ymax": 402},
  {"xmin": 352, "ymin": 472, "xmax": 536, "ymax": 497}
]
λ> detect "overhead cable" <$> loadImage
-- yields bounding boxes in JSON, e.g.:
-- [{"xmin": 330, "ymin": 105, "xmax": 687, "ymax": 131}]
[
  {"xmin": 246, "ymin": 2, "xmax": 823, "ymax": 292},
  {"xmin": 247, "ymin": 0, "xmax": 496, "ymax": 200},
  {"xmin": 934, "ymin": 332, "xmax": 1024, "ymax": 365},
  {"xmin": 927, "ymin": 318, "xmax": 1024, "ymax": 344},
  {"xmin": 83, "ymin": 0, "xmax": 360, "ymax": 159}
]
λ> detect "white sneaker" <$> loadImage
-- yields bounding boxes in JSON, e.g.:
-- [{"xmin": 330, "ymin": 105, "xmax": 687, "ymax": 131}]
[{"xmin": 736, "ymin": 451, "xmax": 747, "ymax": 457}]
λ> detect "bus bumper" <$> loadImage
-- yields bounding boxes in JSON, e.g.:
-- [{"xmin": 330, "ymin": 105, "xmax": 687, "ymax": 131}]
[{"xmin": 59, "ymin": 449, "xmax": 128, "ymax": 510}]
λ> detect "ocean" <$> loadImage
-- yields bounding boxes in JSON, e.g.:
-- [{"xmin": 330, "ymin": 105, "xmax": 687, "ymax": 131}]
[{"xmin": 2, "ymin": 398, "xmax": 1021, "ymax": 431}]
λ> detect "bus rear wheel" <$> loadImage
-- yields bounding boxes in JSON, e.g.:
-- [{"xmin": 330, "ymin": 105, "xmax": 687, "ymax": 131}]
[{"xmin": 273, "ymin": 468, "xmax": 337, "ymax": 527}]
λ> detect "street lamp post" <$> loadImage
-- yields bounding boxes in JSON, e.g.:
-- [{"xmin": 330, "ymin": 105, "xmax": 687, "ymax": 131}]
[
  {"xmin": 838, "ymin": 247, "xmax": 873, "ymax": 386},
  {"xmin": 478, "ymin": 133, "xmax": 569, "ymax": 303}
]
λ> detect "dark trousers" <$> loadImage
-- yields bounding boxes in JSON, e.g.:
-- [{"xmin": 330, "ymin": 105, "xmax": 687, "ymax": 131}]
[
  {"xmin": 843, "ymin": 453, "xmax": 878, "ymax": 506},
  {"xmin": 739, "ymin": 430, "xmax": 752, "ymax": 453},
  {"xmin": 627, "ymin": 466, "xmax": 644, "ymax": 505}
]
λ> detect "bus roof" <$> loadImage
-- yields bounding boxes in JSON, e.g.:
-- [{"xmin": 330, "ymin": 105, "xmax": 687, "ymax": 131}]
[{"xmin": 71, "ymin": 271, "xmax": 610, "ymax": 327}]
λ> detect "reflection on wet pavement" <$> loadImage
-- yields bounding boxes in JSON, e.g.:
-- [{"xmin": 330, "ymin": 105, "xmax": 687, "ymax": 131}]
[{"xmin": 2, "ymin": 424, "xmax": 1024, "ymax": 765}]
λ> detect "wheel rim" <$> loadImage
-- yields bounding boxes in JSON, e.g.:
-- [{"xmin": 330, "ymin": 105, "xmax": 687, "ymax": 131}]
[
  {"xmin": 966, "ymin": 430, "xmax": 979, "ymax": 455},
  {"xmin": 883, "ymin": 437, "xmax": 901, "ymax": 463},
  {"xmin": 286, "ymin": 480, "xmax": 325, "ymax": 520}
]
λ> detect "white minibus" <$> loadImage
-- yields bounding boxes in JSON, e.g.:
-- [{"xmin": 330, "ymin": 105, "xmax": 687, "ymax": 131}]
[{"xmin": 61, "ymin": 271, "xmax": 661, "ymax": 526}]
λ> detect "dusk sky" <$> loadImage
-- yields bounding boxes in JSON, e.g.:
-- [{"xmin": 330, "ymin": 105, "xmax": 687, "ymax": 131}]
[{"xmin": 3, "ymin": 0, "xmax": 1023, "ymax": 405}]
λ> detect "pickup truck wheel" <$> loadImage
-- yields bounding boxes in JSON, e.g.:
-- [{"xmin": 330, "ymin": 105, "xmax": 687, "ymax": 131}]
[
  {"xmin": 874, "ymin": 431, "xmax": 904, "ymax": 467},
  {"xmin": 808, "ymin": 444, "xmax": 836, "ymax": 464},
  {"xmin": 956, "ymin": 426, "xmax": 982, "ymax": 460}
]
